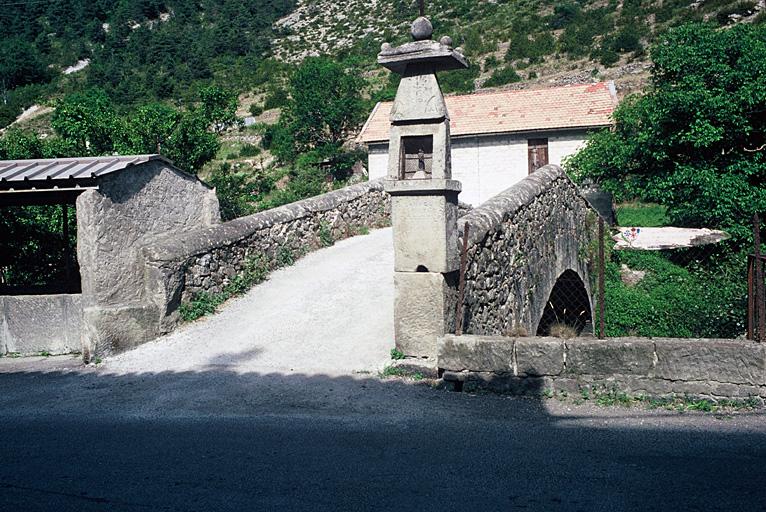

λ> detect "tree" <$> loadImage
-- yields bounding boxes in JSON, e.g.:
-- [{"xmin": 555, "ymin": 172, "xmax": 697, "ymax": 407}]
[
  {"xmin": 0, "ymin": 38, "xmax": 51, "ymax": 103},
  {"xmin": 566, "ymin": 23, "xmax": 766, "ymax": 240},
  {"xmin": 51, "ymin": 88, "xmax": 120, "ymax": 155},
  {"xmin": 279, "ymin": 57, "xmax": 365, "ymax": 156},
  {"xmin": 117, "ymin": 103, "xmax": 180, "ymax": 154},
  {"xmin": 164, "ymin": 109, "xmax": 220, "ymax": 172},
  {"xmin": 198, "ymin": 85, "xmax": 238, "ymax": 133}
]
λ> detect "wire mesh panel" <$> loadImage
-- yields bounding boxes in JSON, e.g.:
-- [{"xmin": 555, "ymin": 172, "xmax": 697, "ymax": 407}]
[
  {"xmin": 596, "ymin": 203, "xmax": 760, "ymax": 340},
  {"xmin": 604, "ymin": 243, "xmax": 748, "ymax": 338},
  {"xmin": 536, "ymin": 269, "xmax": 593, "ymax": 337}
]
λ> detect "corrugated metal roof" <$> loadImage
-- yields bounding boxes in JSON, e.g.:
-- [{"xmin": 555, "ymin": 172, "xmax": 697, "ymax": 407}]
[
  {"xmin": 358, "ymin": 81, "xmax": 618, "ymax": 143},
  {"xmin": 0, "ymin": 154, "xmax": 172, "ymax": 186}
]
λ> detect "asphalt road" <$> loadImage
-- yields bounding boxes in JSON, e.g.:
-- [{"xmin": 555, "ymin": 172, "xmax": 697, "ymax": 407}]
[
  {"xmin": 1, "ymin": 360, "xmax": 765, "ymax": 512},
  {"xmin": 1, "ymin": 228, "xmax": 765, "ymax": 511}
]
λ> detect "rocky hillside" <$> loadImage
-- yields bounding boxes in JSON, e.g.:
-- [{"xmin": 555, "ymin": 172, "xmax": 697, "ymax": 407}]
[{"xmin": 271, "ymin": 0, "xmax": 765, "ymax": 97}]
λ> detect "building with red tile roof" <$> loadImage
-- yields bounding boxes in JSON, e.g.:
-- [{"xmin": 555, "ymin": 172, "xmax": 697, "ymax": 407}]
[{"xmin": 358, "ymin": 81, "xmax": 618, "ymax": 205}]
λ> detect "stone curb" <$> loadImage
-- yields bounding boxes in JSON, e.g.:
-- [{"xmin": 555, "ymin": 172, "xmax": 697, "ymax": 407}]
[{"xmin": 437, "ymin": 334, "xmax": 766, "ymax": 398}]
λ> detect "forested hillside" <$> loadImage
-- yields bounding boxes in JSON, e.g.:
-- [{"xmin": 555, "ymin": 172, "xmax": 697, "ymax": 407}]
[
  {"xmin": 2, "ymin": 0, "xmax": 762, "ymax": 131},
  {"xmin": 0, "ymin": 0, "xmax": 294, "ymax": 127}
]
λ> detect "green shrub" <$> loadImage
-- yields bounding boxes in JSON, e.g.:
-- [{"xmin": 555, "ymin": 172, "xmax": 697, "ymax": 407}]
[
  {"xmin": 610, "ymin": 26, "xmax": 643, "ymax": 53},
  {"xmin": 206, "ymin": 163, "xmax": 257, "ymax": 221},
  {"xmin": 604, "ymin": 249, "xmax": 747, "ymax": 338},
  {"xmin": 263, "ymin": 86, "xmax": 289, "ymax": 110},
  {"xmin": 598, "ymin": 49, "xmax": 620, "ymax": 66},
  {"xmin": 249, "ymin": 104, "xmax": 264, "ymax": 117},
  {"xmin": 549, "ymin": 3, "xmax": 582, "ymax": 29},
  {"xmin": 483, "ymin": 55, "xmax": 500, "ymax": 71},
  {"xmin": 484, "ymin": 66, "xmax": 522, "ymax": 88},
  {"xmin": 179, "ymin": 292, "xmax": 226, "ymax": 321},
  {"xmin": 438, "ymin": 65, "xmax": 479, "ymax": 94},
  {"xmin": 239, "ymin": 143, "xmax": 261, "ymax": 157}
]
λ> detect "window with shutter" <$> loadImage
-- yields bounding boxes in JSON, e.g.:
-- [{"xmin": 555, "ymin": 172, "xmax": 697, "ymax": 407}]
[{"xmin": 528, "ymin": 138, "xmax": 549, "ymax": 174}]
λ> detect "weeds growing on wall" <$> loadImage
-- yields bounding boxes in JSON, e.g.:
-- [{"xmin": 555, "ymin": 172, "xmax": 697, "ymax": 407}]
[
  {"xmin": 319, "ymin": 220, "xmax": 334, "ymax": 247},
  {"xmin": 180, "ymin": 255, "xmax": 269, "ymax": 322}
]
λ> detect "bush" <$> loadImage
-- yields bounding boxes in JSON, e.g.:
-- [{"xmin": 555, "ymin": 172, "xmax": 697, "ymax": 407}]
[
  {"xmin": 239, "ymin": 143, "xmax": 261, "ymax": 157},
  {"xmin": 263, "ymin": 86, "xmax": 289, "ymax": 110},
  {"xmin": 483, "ymin": 66, "xmax": 522, "ymax": 88},
  {"xmin": 483, "ymin": 55, "xmax": 500, "ymax": 71},
  {"xmin": 249, "ymin": 104, "xmax": 264, "ymax": 117},
  {"xmin": 549, "ymin": 3, "xmax": 582, "ymax": 29},
  {"xmin": 610, "ymin": 26, "xmax": 643, "ymax": 53},
  {"xmin": 605, "ymin": 248, "xmax": 747, "ymax": 338},
  {"xmin": 206, "ymin": 163, "xmax": 257, "ymax": 221},
  {"xmin": 438, "ymin": 65, "xmax": 479, "ymax": 94}
]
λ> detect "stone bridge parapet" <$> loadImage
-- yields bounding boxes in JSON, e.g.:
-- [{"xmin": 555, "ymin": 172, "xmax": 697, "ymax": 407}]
[
  {"xmin": 456, "ymin": 165, "xmax": 599, "ymax": 337},
  {"xmin": 140, "ymin": 179, "xmax": 390, "ymax": 341}
]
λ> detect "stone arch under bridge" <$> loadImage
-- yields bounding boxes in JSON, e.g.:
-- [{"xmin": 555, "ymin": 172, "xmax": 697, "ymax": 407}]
[{"xmin": 455, "ymin": 165, "xmax": 599, "ymax": 339}]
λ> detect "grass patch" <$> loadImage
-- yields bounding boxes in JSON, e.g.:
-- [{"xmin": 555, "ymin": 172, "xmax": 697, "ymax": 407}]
[
  {"xmin": 390, "ymin": 347, "xmax": 405, "ymax": 360},
  {"xmin": 616, "ymin": 202, "xmax": 669, "ymax": 227},
  {"xmin": 543, "ymin": 385, "xmax": 763, "ymax": 414},
  {"xmin": 379, "ymin": 365, "xmax": 407, "ymax": 378},
  {"xmin": 319, "ymin": 220, "xmax": 334, "ymax": 247}
]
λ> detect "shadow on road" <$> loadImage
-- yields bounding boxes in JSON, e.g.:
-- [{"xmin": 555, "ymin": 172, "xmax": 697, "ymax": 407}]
[{"xmin": 0, "ymin": 360, "xmax": 765, "ymax": 511}]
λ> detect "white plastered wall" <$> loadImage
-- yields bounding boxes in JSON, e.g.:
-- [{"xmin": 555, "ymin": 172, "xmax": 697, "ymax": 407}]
[{"xmin": 367, "ymin": 129, "xmax": 591, "ymax": 206}]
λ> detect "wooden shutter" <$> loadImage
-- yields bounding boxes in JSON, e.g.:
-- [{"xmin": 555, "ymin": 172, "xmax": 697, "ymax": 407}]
[{"xmin": 528, "ymin": 138, "xmax": 549, "ymax": 174}]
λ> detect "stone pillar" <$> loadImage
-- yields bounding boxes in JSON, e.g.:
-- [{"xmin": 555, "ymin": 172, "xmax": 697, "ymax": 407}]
[{"xmin": 378, "ymin": 15, "xmax": 468, "ymax": 357}]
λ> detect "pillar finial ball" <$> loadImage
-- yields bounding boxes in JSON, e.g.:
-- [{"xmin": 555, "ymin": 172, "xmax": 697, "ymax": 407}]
[
  {"xmin": 439, "ymin": 35, "xmax": 452, "ymax": 46},
  {"xmin": 411, "ymin": 16, "xmax": 433, "ymax": 40}
]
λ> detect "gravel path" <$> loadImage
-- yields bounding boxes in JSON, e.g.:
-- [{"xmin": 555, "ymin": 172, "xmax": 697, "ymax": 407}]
[{"xmin": 106, "ymin": 227, "xmax": 394, "ymax": 376}]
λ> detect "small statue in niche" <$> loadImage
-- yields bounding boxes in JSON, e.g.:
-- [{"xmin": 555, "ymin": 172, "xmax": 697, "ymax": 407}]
[{"xmin": 413, "ymin": 148, "xmax": 427, "ymax": 179}]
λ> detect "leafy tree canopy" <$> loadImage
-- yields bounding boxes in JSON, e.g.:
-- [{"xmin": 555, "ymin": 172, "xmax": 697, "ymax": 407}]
[
  {"xmin": 3, "ymin": 86, "xmax": 235, "ymax": 173},
  {"xmin": 279, "ymin": 57, "xmax": 366, "ymax": 157},
  {"xmin": 566, "ymin": 22, "xmax": 766, "ymax": 240}
]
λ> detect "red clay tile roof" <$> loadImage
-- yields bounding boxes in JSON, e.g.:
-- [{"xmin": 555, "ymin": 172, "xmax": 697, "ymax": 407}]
[{"xmin": 358, "ymin": 81, "xmax": 618, "ymax": 143}]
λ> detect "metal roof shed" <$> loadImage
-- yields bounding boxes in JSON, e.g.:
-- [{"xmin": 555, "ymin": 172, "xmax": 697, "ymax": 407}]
[
  {"xmin": 0, "ymin": 155, "xmax": 220, "ymax": 358},
  {"xmin": 0, "ymin": 155, "xmax": 173, "ymax": 206}
]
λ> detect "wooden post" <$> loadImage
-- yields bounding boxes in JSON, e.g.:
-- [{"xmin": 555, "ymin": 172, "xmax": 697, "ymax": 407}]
[
  {"xmin": 62, "ymin": 203, "xmax": 72, "ymax": 290},
  {"xmin": 755, "ymin": 213, "xmax": 765, "ymax": 342},
  {"xmin": 455, "ymin": 223, "xmax": 470, "ymax": 336},
  {"xmin": 598, "ymin": 217, "xmax": 605, "ymax": 339}
]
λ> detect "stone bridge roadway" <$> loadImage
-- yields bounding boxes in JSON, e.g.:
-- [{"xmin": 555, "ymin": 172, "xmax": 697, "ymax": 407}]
[
  {"xmin": 107, "ymin": 227, "xmax": 395, "ymax": 376},
  {"xmin": 1, "ymin": 228, "xmax": 766, "ymax": 510}
]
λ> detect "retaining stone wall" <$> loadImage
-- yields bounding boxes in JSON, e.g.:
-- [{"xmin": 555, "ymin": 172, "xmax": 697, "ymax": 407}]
[
  {"xmin": 456, "ymin": 165, "xmax": 599, "ymax": 336},
  {"xmin": 141, "ymin": 179, "xmax": 390, "ymax": 332},
  {"xmin": 438, "ymin": 335, "xmax": 766, "ymax": 399},
  {"xmin": 0, "ymin": 294, "xmax": 82, "ymax": 356}
]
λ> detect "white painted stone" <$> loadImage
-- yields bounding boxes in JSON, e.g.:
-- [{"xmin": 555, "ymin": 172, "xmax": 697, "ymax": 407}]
[{"xmin": 369, "ymin": 130, "xmax": 591, "ymax": 206}]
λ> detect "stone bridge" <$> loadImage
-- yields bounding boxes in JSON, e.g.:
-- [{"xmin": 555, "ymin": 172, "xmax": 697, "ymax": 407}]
[{"xmin": 457, "ymin": 164, "xmax": 598, "ymax": 338}]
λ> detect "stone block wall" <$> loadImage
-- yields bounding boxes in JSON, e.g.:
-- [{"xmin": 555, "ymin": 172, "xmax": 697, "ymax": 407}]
[
  {"xmin": 0, "ymin": 294, "xmax": 82, "ymax": 355},
  {"xmin": 457, "ymin": 165, "xmax": 599, "ymax": 337},
  {"xmin": 438, "ymin": 335, "xmax": 766, "ymax": 399},
  {"xmin": 142, "ymin": 179, "xmax": 390, "ymax": 334}
]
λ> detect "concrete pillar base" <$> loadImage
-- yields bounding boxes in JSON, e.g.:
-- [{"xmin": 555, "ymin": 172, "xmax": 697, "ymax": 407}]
[{"xmin": 394, "ymin": 271, "xmax": 457, "ymax": 357}]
